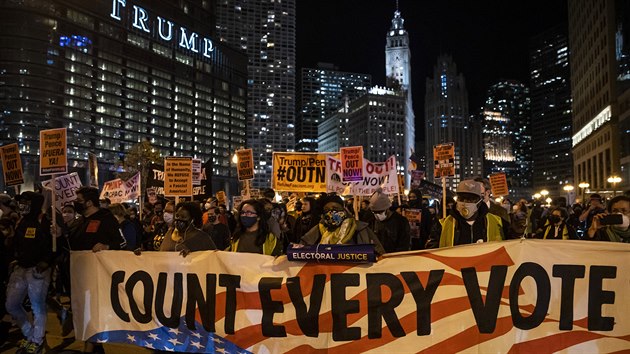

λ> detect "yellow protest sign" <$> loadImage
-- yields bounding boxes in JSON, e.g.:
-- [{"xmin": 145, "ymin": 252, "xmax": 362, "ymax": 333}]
[
  {"xmin": 40, "ymin": 128, "xmax": 67, "ymax": 175},
  {"xmin": 164, "ymin": 157, "xmax": 193, "ymax": 196},
  {"xmin": 433, "ymin": 142, "xmax": 455, "ymax": 178},
  {"xmin": 236, "ymin": 149, "xmax": 254, "ymax": 181},
  {"xmin": 0, "ymin": 143, "xmax": 24, "ymax": 186},
  {"xmin": 216, "ymin": 191, "xmax": 226, "ymax": 205},
  {"xmin": 272, "ymin": 152, "xmax": 330, "ymax": 192},
  {"xmin": 340, "ymin": 146, "xmax": 363, "ymax": 182},
  {"xmin": 490, "ymin": 172, "xmax": 509, "ymax": 197}
]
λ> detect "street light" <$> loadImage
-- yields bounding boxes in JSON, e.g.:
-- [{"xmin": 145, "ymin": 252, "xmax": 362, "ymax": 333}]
[
  {"xmin": 540, "ymin": 189, "xmax": 549, "ymax": 199},
  {"xmin": 578, "ymin": 182, "xmax": 589, "ymax": 204},
  {"xmin": 533, "ymin": 193, "xmax": 541, "ymax": 200},
  {"xmin": 563, "ymin": 184, "xmax": 574, "ymax": 205},
  {"xmin": 607, "ymin": 175, "xmax": 622, "ymax": 197}
]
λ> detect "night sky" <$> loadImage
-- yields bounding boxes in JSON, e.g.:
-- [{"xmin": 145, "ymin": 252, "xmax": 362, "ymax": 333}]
[{"xmin": 296, "ymin": 0, "xmax": 569, "ymax": 138}]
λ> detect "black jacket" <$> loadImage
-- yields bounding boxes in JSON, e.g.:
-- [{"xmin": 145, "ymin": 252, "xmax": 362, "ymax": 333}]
[
  {"xmin": 373, "ymin": 211, "xmax": 410, "ymax": 253},
  {"xmin": 70, "ymin": 208, "xmax": 126, "ymax": 251},
  {"xmin": 14, "ymin": 193, "xmax": 53, "ymax": 267}
]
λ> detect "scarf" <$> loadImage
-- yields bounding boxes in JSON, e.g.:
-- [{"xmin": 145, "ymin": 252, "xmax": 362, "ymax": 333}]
[
  {"xmin": 318, "ymin": 218, "xmax": 357, "ymax": 245},
  {"xmin": 605, "ymin": 226, "xmax": 630, "ymax": 243}
]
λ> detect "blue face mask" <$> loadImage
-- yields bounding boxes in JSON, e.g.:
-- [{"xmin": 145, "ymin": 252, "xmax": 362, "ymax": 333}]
[
  {"xmin": 322, "ymin": 210, "xmax": 346, "ymax": 229},
  {"xmin": 241, "ymin": 216, "xmax": 258, "ymax": 228}
]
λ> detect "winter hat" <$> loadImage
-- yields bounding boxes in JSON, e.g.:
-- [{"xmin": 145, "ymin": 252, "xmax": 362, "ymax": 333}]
[{"xmin": 369, "ymin": 188, "xmax": 391, "ymax": 211}]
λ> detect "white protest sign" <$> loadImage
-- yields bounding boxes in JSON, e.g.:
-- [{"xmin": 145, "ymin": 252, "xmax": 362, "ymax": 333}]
[{"xmin": 42, "ymin": 172, "xmax": 82, "ymax": 210}]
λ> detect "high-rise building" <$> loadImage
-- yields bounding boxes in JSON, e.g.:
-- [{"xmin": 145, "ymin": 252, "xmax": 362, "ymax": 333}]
[
  {"xmin": 529, "ymin": 24, "xmax": 573, "ymax": 197},
  {"xmin": 482, "ymin": 81, "xmax": 532, "ymax": 199},
  {"xmin": 214, "ymin": 0, "xmax": 296, "ymax": 187},
  {"xmin": 319, "ymin": 87, "xmax": 406, "ymax": 167},
  {"xmin": 385, "ymin": 7, "xmax": 414, "ymax": 187},
  {"xmin": 425, "ymin": 54, "xmax": 482, "ymax": 189},
  {"xmin": 568, "ymin": 0, "xmax": 630, "ymax": 196},
  {"xmin": 0, "ymin": 0, "xmax": 247, "ymax": 193},
  {"xmin": 297, "ymin": 63, "xmax": 371, "ymax": 152}
]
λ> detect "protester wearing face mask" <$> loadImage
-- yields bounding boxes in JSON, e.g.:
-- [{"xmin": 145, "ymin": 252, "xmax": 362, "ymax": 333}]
[
  {"xmin": 369, "ymin": 188, "xmax": 410, "ymax": 253},
  {"xmin": 536, "ymin": 207, "xmax": 577, "ymax": 240},
  {"xmin": 6, "ymin": 191, "xmax": 53, "ymax": 354},
  {"xmin": 228, "ymin": 199, "xmax": 282, "ymax": 256},
  {"xmin": 587, "ymin": 196, "xmax": 630, "ymax": 242},
  {"xmin": 109, "ymin": 203, "xmax": 140, "ymax": 250},
  {"xmin": 292, "ymin": 197, "xmax": 320, "ymax": 244},
  {"xmin": 159, "ymin": 202, "xmax": 216, "ymax": 256},
  {"xmin": 427, "ymin": 180, "xmax": 508, "ymax": 248},
  {"xmin": 300, "ymin": 194, "xmax": 385, "ymax": 255},
  {"xmin": 202, "ymin": 206, "xmax": 231, "ymax": 250}
]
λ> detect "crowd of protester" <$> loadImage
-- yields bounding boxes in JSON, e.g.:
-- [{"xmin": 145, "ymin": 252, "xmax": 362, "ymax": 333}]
[{"xmin": 0, "ymin": 180, "xmax": 628, "ymax": 353}]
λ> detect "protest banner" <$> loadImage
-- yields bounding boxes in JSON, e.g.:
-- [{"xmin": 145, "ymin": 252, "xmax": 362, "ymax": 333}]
[
  {"xmin": 41, "ymin": 172, "xmax": 82, "ymax": 210},
  {"xmin": 433, "ymin": 142, "xmax": 455, "ymax": 178},
  {"xmin": 0, "ymin": 143, "xmax": 24, "ymax": 186},
  {"xmin": 326, "ymin": 155, "xmax": 398, "ymax": 196},
  {"xmin": 236, "ymin": 149, "xmax": 254, "ymax": 181},
  {"xmin": 72, "ymin": 240, "xmax": 630, "ymax": 353},
  {"xmin": 88, "ymin": 152, "xmax": 99, "ymax": 188},
  {"xmin": 272, "ymin": 152, "xmax": 329, "ymax": 192},
  {"xmin": 410, "ymin": 170, "xmax": 424, "ymax": 189},
  {"xmin": 100, "ymin": 172, "xmax": 141, "ymax": 204},
  {"xmin": 164, "ymin": 157, "xmax": 193, "ymax": 197},
  {"xmin": 490, "ymin": 172, "xmax": 510, "ymax": 197},
  {"xmin": 40, "ymin": 128, "xmax": 68, "ymax": 175},
  {"xmin": 340, "ymin": 146, "xmax": 363, "ymax": 182},
  {"xmin": 192, "ymin": 159, "xmax": 202, "ymax": 186}
]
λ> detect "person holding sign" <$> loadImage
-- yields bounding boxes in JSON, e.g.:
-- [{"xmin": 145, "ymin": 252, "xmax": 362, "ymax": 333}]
[
  {"xmin": 427, "ymin": 180, "xmax": 508, "ymax": 248},
  {"xmin": 6, "ymin": 192, "xmax": 53, "ymax": 354},
  {"xmin": 228, "ymin": 199, "xmax": 282, "ymax": 256},
  {"xmin": 159, "ymin": 202, "xmax": 216, "ymax": 256},
  {"xmin": 301, "ymin": 194, "xmax": 385, "ymax": 255}
]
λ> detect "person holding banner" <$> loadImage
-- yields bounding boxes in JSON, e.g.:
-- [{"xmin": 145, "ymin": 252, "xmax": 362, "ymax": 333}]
[
  {"xmin": 6, "ymin": 191, "xmax": 53, "ymax": 354},
  {"xmin": 300, "ymin": 194, "xmax": 385, "ymax": 255},
  {"xmin": 158, "ymin": 202, "xmax": 216, "ymax": 256},
  {"xmin": 427, "ymin": 180, "xmax": 508, "ymax": 248},
  {"xmin": 228, "ymin": 199, "xmax": 282, "ymax": 256}
]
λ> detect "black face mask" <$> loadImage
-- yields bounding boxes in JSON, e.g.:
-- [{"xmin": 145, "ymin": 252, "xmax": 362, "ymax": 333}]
[
  {"xmin": 175, "ymin": 220, "xmax": 192, "ymax": 233},
  {"xmin": 74, "ymin": 201, "xmax": 85, "ymax": 215},
  {"xmin": 549, "ymin": 215, "xmax": 561, "ymax": 224},
  {"xmin": 208, "ymin": 215, "xmax": 217, "ymax": 223}
]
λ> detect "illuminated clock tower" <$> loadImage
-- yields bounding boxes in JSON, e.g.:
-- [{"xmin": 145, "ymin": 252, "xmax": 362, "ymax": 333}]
[{"xmin": 385, "ymin": 4, "xmax": 414, "ymax": 187}]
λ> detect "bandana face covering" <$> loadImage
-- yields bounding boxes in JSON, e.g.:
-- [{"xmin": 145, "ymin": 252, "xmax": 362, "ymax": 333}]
[{"xmin": 322, "ymin": 210, "xmax": 346, "ymax": 229}]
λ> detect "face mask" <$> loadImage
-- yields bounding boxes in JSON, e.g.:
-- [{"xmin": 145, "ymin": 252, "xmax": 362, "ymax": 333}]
[
  {"xmin": 74, "ymin": 202, "xmax": 85, "ymax": 215},
  {"xmin": 548, "ymin": 215, "xmax": 561, "ymax": 224},
  {"xmin": 456, "ymin": 201, "xmax": 479, "ymax": 219},
  {"xmin": 612, "ymin": 214, "xmax": 630, "ymax": 230},
  {"xmin": 208, "ymin": 215, "xmax": 217, "ymax": 223},
  {"xmin": 163, "ymin": 212, "xmax": 174, "ymax": 226},
  {"xmin": 374, "ymin": 211, "xmax": 387, "ymax": 221},
  {"xmin": 240, "ymin": 216, "xmax": 258, "ymax": 228},
  {"xmin": 18, "ymin": 202, "xmax": 31, "ymax": 216},
  {"xmin": 322, "ymin": 210, "xmax": 346, "ymax": 229},
  {"xmin": 175, "ymin": 220, "xmax": 191, "ymax": 234},
  {"xmin": 204, "ymin": 203, "xmax": 212, "ymax": 210}
]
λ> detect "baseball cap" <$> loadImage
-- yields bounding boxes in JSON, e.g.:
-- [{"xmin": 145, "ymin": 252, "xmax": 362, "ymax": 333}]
[{"xmin": 456, "ymin": 180, "xmax": 482, "ymax": 198}]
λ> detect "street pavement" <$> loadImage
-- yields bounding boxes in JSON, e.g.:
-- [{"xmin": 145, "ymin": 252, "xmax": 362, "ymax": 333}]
[{"xmin": 0, "ymin": 297, "xmax": 151, "ymax": 354}]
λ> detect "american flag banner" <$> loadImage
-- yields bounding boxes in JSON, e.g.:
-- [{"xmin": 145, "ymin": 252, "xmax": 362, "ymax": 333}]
[{"xmin": 71, "ymin": 240, "xmax": 630, "ymax": 353}]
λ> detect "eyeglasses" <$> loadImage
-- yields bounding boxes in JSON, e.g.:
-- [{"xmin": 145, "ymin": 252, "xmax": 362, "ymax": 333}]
[{"xmin": 240, "ymin": 211, "xmax": 257, "ymax": 216}]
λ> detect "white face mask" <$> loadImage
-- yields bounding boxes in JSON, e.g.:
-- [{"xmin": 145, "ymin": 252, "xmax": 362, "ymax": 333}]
[
  {"xmin": 612, "ymin": 214, "xmax": 630, "ymax": 230},
  {"xmin": 163, "ymin": 212, "xmax": 174, "ymax": 226},
  {"xmin": 204, "ymin": 203, "xmax": 211, "ymax": 210},
  {"xmin": 374, "ymin": 212, "xmax": 387, "ymax": 221},
  {"xmin": 457, "ymin": 201, "xmax": 479, "ymax": 219}
]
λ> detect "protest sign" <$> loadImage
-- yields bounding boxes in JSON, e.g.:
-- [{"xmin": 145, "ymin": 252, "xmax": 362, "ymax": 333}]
[
  {"xmin": 410, "ymin": 170, "xmax": 424, "ymax": 189},
  {"xmin": 404, "ymin": 208, "xmax": 422, "ymax": 238},
  {"xmin": 146, "ymin": 163, "xmax": 208, "ymax": 200},
  {"xmin": 433, "ymin": 142, "xmax": 455, "ymax": 178},
  {"xmin": 40, "ymin": 128, "xmax": 67, "ymax": 175},
  {"xmin": 232, "ymin": 196, "xmax": 242, "ymax": 211},
  {"xmin": 72, "ymin": 240, "xmax": 630, "ymax": 353},
  {"xmin": 236, "ymin": 149, "xmax": 254, "ymax": 181},
  {"xmin": 326, "ymin": 155, "xmax": 398, "ymax": 196},
  {"xmin": 192, "ymin": 159, "xmax": 202, "ymax": 186},
  {"xmin": 340, "ymin": 146, "xmax": 363, "ymax": 182},
  {"xmin": 216, "ymin": 191, "xmax": 226, "ymax": 206},
  {"xmin": 272, "ymin": 152, "xmax": 329, "ymax": 192},
  {"xmin": 100, "ymin": 172, "xmax": 141, "ymax": 204},
  {"xmin": 41, "ymin": 172, "xmax": 82, "ymax": 210},
  {"xmin": 490, "ymin": 172, "xmax": 510, "ymax": 197},
  {"xmin": 164, "ymin": 157, "xmax": 193, "ymax": 197},
  {"xmin": 0, "ymin": 143, "xmax": 24, "ymax": 186}
]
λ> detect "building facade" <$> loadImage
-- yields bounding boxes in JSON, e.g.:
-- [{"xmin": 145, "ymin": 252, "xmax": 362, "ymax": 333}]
[
  {"xmin": 425, "ymin": 54, "xmax": 482, "ymax": 190},
  {"xmin": 529, "ymin": 24, "xmax": 573, "ymax": 197},
  {"xmin": 385, "ymin": 8, "xmax": 414, "ymax": 187},
  {"xmin": 482, "ymin": 81, "xmax": 532, "ymax": 199},
  {"xmin": 214, "ymin": 0, "xmax": 296, "ymax": 188},
  {"xmin": 297, "ymin": 63, "xmax": 370, "ymax": 152},
  {"xmin": 568, "ymin": 0, "xmax": 630, "ymax": 197},
  {"xmin": 0, "ymin": 0, "xmax": 247, "ymax": 193}
]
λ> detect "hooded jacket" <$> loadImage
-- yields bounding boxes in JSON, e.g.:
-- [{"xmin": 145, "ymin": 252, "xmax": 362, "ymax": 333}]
[{"xmin": 14, "ymin": 192, "xmax": 53, "ymax": 268}]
